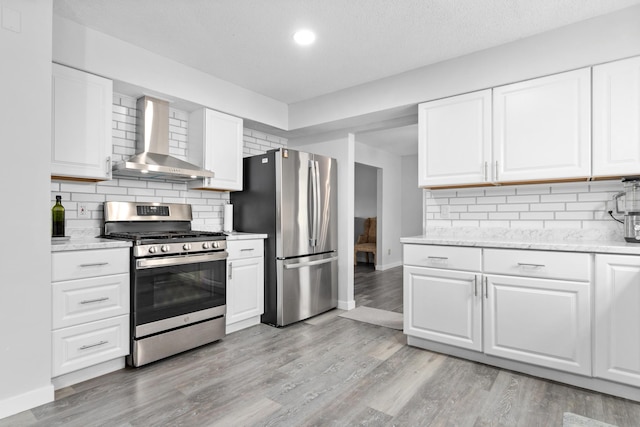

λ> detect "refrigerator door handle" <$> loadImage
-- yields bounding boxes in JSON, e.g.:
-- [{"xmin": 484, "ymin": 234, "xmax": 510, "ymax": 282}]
[
  {"xmin": 308, "ymin": 159, "xmax": 320, "ymax": 248},
  {"xmin": 313, "ymin": 160, "xmax": 321, "ymax": 247},
  {"xmin": 284, "ymin": 256, "xmax": 338, "ymax": 270}
]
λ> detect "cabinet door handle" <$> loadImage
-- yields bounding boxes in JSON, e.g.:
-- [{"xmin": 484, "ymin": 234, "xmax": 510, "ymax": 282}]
[
  {"xmin": 80, "ymin": 297, "xmax": 109, "ymax": 305},
  {"xmin": 484, "ymin": 161, "xmax": 488, "ymax": 182},
  {"xmin": 79, "ymin": 262, "xmax": 109, "ymax": 268},
  {"xmin": 494, "ymin": 161, "xmax": 499, "ymax": 181},
  {"xmin": 79, "ymin": 340, "xmax": 108, "ymax": 351},
  {"xmin": 228, "ymin": 262, "xmax": 232, "ymax": 280},
  {"xmin": 106, "ymin": 156, "xmax": 111, "ymax": 178},
  {"xmin": 484, "ymin": 276, "xmax": 488, "ymax": 299},
  {"xmin": 474, "ymin": 275, "xmax": 478, "ymax": 297},
  {"xmin": 517, "ymin": 263, "xmax": 546, "ymax": 268}
]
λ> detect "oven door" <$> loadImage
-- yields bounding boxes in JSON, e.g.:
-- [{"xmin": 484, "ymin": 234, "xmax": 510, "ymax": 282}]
[{"xmin": 133, "ymin": 251, "xmax": 227, "ymax": 337}]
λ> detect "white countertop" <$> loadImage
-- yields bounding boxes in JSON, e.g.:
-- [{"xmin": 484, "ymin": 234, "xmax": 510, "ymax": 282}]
[
  {"xmin": 225, "ymin": 232, "xmax": 268, "ymax": 240},
  {"xmin": 401, "ymin": 234, "xmax": 640, "ymax": 255},
  {"xmin": 51, "ymin": 237, "xmax": 132, "ymax": 252}
]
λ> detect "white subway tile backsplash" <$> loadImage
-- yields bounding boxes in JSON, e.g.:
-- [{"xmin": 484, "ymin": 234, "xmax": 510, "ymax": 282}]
[
  {"xmin": 53, "ymin": 92, "xmax": 287, "ymax": 236},
  {"xmin": 427, "ymin": 178, "xmax": 622, "ymax": 238}
]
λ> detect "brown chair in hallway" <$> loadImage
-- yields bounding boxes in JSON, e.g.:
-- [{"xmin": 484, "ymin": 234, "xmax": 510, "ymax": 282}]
[{"xmin": 354, "ymin": 217, "xmax": 377, "ymax": 266}]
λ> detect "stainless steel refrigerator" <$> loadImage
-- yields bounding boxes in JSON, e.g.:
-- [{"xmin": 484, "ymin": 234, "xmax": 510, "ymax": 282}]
[{"xmin": 231, "ymin": 148, "xmax": 338, "ymax": 326}]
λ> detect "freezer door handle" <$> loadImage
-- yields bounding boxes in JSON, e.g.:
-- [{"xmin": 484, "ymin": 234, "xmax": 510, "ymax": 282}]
[
  {"xmin": 308, "ymin": 159, "xmax": 320, "ymax": 247},
  {"xmin": 284, "ymin": 256, "xmax": 338, "ymax": 270}
]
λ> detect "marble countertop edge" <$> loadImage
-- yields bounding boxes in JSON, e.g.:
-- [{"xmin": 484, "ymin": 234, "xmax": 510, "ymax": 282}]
[{"xmin": 400, "ymin": 235, "xmax": 640, "ymax": 255}]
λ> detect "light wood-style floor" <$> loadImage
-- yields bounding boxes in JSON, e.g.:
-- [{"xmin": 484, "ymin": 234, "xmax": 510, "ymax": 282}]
[{"xmin": 3, "ymin": 265, "xmax": 640, "ymax": 426}]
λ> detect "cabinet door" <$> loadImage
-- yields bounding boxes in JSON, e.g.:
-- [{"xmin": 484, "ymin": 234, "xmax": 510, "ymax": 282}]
[
  {"xmin": 418, "ymin": 90, "xmax": 492, "ymax": 187},
  {"xmin": 595, "ymin": 255, "xmax": 640, "ymax": 387},
  {"xmin": 226, "ymin": 256, "xmax": 264, "ymax": 326},
  {"xmin": 189, "ymin": 109, "xmax": 243, "ymax": 191},
  {"xmin": 51, "ymin": 63, "xmax": 113, "ymax": 180},
  {"xmin": 593, "ymin": 56, "xmax": 640, "ymax": 177},
  {"xmin": 493, "ymin": 68, "xmax": 591, "ymax": 182},
  {"xmin": 403, "ymin": 266, "xmax": 482, "ymax": 351},
  {"xmin": 484, "ymin": 274, "xmax": 591, "ymax": 375}
]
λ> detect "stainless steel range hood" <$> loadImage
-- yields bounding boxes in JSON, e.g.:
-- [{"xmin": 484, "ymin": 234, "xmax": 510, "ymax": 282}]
[{"xmin": 112, "ymin": 96, "xmax": 214, "ymax": 181}]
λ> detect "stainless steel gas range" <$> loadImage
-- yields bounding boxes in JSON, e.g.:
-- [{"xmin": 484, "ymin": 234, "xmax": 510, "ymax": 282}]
[{"xmin": 103, "ymin": 201, "xmax": 227, "ymax": 367}]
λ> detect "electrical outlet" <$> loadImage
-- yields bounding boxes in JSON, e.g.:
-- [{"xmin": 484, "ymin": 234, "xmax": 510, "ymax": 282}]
[
  {"xmin": 79, "ymin": 204, "xmax": 88, "ymax": 217},
  {"xmin": 440, "ymin": 205, "xmax": 450, "ymax": 219},
  {"xmin": 387, "ymin": 249, "xmax": 391, "ymax": 255}
]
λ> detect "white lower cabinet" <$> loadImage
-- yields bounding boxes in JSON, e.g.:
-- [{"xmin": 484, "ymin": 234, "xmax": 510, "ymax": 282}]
[
  {"xmin": 484, "ymin": 274, "xmax": 591, "ymax": 375},
  {"xmin": 595, "ymin": 254, "xmax": 640, "ymax": 387},
  {"xmin": 51, "ymin": 247, "xmax": 130, "ymax": 385},
  {"xmin": 404, "ymin": 244, "xmax": 593, "ymax": 377},
  {"xmin": 404, "ymin": 266, "xmax": 482, "ymax": 351},
  {"xmin": 226, "ymin": 239, "xmax": 264, "ymax": 333}
]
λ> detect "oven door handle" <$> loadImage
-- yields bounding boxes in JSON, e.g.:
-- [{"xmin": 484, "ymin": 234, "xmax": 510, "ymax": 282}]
[{"xmin": 136, "ymin": 251, "xmax": 228, "ymax": 270}]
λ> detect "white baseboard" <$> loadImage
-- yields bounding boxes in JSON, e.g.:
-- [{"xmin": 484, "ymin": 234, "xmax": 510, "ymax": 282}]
[
  {"xmin": 226, "ymin": 316, "xmax": 261, "ymax": 334},
  {"xmin": 52, "ymin": 357, "xmax": 125, "ymax": 390},
  {"xmin": 376, "ymin": 261, "xmax": 402, "ymax": 271},
  {"xmin": 338, "ymin": 299, "xmax": 356, "ymax": 310},
  {"xmin": 0, "ymin": 384, "xmax": 54, "ymax": 420}
]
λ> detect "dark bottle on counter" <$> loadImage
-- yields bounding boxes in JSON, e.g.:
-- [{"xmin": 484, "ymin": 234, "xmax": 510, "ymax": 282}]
[{"xmin": 52, "ymin": 195, "xmax": 65, "ymax": 237}]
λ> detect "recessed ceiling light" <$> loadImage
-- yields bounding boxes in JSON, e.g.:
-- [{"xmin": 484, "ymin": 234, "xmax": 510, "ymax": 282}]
[{"xmin": 293, "ymin": 29, "xmax": 316, "ymax": 46}]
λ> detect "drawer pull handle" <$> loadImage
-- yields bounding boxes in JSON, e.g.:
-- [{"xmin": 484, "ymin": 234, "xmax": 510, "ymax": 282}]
[
  {"xmin": 80, "ymin": 297, "xmax": 109, "ymax": 305},
  {"xmin": 240, "ymin": 248, "xmax": 254, "ymax": 252},
  {"xmin": 228, "ymin": 262, "xmax": 232, "ymax": 280},
  {"xmin": 517, "ymin": 263, "xmax": 546, "ymax": 268},
  {"xmin": 427, "ymin": 256, "xmax": 448, "ymax": 260},
  {"xmin": 79, "ymin": 340, "xmax": 108, "ymax": 351},
  {"xmin": 79, "ymin": 262, "xmax": 109, "ymax": 268},
  {"xmin": 474, "ymin": 275, "xmax": 478, "ymax": 297}
]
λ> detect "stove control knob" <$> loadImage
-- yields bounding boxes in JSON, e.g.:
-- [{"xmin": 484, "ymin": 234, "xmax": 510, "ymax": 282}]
[
  {"xmin": 202, "ymin": 242, "xmax": 210, "ymax": 249},
  {"xmin": 183, "ymin": 243, "xmax": 191, "ymax": 251},
  {"xmin": 148, "ymin": 246, "xmax": 157, "ymax": 254},
  {"xmin": 161, "ymin": 245, "xmax": 170, "ymax": 253},
  {"xmin": 213, "ymin": 241, "xmax": 219, "ymax": 249}
]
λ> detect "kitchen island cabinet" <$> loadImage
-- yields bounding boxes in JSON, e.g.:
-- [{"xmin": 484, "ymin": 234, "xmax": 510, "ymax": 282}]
[
  {"xmin": 592, "ymin": 56, "xmax": 640, "ymax": 178},
  {"xmin": 51, "ymin": 245, "xmax": 130, "ymax": 389},
  {"xmin": 401, "ymin": 236, "xmax": 640, "ymax": 401},
  {"xmin": 188, "ymin": 108, "xmax": 244, "ymax": 191},
  {"xmin": 225, "ymin": 234, "xmax": 266, "ymax": 333},
  {"xmin": 51, "ymin": 63, "xmax": 113, "ymax": 181}
]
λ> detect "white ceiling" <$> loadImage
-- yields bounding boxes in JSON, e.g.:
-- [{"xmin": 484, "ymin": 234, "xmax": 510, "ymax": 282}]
[{"xmin": 53, "ymin": 0, "xmax": 640, "ymax": 155}]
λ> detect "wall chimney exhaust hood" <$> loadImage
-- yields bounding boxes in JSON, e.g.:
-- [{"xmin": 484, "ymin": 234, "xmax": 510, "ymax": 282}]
[{"xmin": 112, "ymin": 96, "xmax": 214, "ymax": 181}]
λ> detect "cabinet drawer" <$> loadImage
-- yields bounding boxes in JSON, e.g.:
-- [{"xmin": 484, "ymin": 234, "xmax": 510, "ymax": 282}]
[
  {"xmin": 52, "ymin": 314, "xmax": 129, "ymax": 377},
  {"xmin": 404, "ymin": 244, "xmax": 482, "ymax": 271},
  {"xmin": 52, "ymin": 274, "xmax": 130, "ymax": 329},
  {"xmin": 52, "ymin": 248, "xmax": 129, "ymax": 282},
  {"xmin": 484, "ymin": 249, "xmax": 591, "ymax": 281},
  {"xmin": 227, "ymin": 239, "xmax": 264, "ymax": 260}
]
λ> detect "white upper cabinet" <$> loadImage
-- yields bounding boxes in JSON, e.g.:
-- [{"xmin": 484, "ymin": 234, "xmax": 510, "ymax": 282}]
[
  {"xmin": 493, "ymin": 68, "xmax": 591, "ymax": 183},
  {"xmin": 418, "ymin": 90, "xmax": 492, "ymax": 187},
  {"xmin": 188, "ymin": 108, "xmax": 243, "ymax": 191},
  {"xmin": 51, "ymin": 63, "xmax": 113, "ymax": 181},
  {"xmin": 593, "ymin": 56, "xmax": 640, "ymax": 178}
]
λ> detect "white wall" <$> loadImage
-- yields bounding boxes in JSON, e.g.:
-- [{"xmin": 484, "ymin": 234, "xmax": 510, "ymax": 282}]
[
  {"xmin": 401, "ymin": 155, "xmax": 423, "ymax": 237},
  {"xmin": 288, "ymin": 136, "xmax": 356, "ymax": 311},
  {"xmin": 354, "ymin": 142, "xmax": 403, "ymax": 270},
  {"xmin": 289, "ymin": 5, "xmax": 640, "ymax": 130},
  {"xmin": 0, "ymin": 0, "xmax": 55, "ymax": 418},
  {"xmin": 354, "ymin": 163, "xmax": 377, "ymax": 218},
  {"xmin": 52, "ymin": 16, "xmax": 288, "ymax": 130}
]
